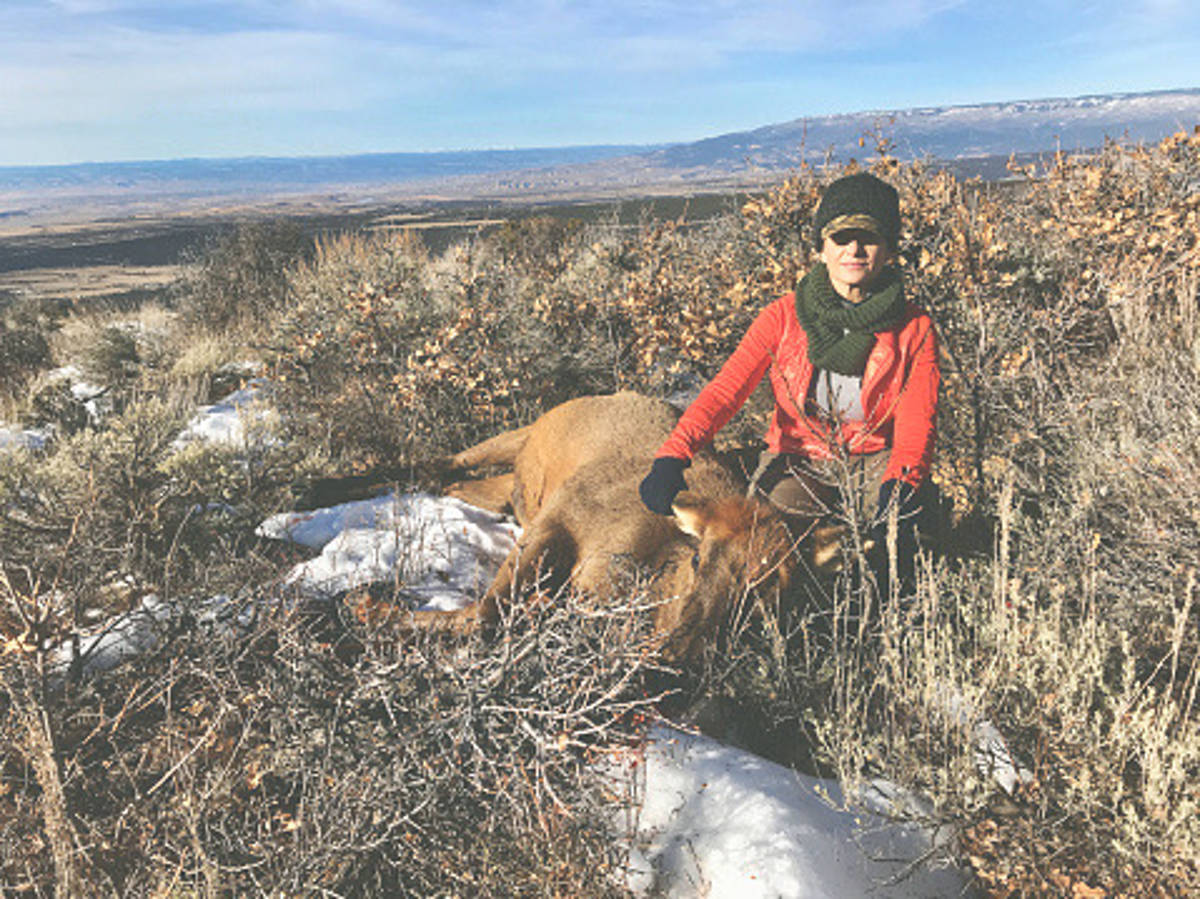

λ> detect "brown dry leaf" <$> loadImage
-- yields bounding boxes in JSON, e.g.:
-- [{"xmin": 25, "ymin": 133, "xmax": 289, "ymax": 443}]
[{"xmin": 273, "ymin": 812, "xmax": 302, "ymax": 833}]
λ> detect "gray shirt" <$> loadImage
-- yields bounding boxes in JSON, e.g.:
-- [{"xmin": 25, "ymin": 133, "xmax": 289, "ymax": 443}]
[{"xmin": 809, "ymin": 368, "xmax": 864, "ymax": 422}]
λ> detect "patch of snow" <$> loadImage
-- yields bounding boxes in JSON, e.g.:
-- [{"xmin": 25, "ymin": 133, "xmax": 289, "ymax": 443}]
[
  {"xmin": 932, "ymin": 684, "xmax": 1034, "ymax": 795},
  {"xmin": 69, "ymin": 376, "xmax": 109, "ymax": 421},
  {"xmin": 611, "ymin": 725, "xmax": 972, "ymax": 897},
  {"xmin": 0, "ymin": 424, "xmax": 50, "ymax": 451},
  {"xmin": 216, "ymin": 360, "xmax": 261, "ymax": 378},
  {"xmin": 38, "ymin": 365, "xmax": 111, "ymax": 423},
  {"xmin": 974, "ymin": 718, "xmax": 1032, "ymax": 795},
  {"xmin": 260, "ymin": 491, "xmax": 519, "ymax": 610},
  {"xmin": 47, "ymin": 594, "xmax": 171, "ymax": 683},
  {"xmin": 46, "ymin": 590, "xmax": 276, "ymax": 689},
  {"xmin": 257, "ymin": 492, "xmax": 403, "ymax": 549},
  {"xmin": 68, "ymin": 375, "xmax": 105, "ymax": 402},
  {"xmin": 171, "ymin": 380, "xmax": 278, "ymax": 449}
]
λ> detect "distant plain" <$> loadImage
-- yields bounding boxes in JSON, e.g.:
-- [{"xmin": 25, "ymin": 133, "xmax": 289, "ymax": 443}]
[{"xmin": 0, "ymin": 187, "xmax": 757, "ymax": 309}]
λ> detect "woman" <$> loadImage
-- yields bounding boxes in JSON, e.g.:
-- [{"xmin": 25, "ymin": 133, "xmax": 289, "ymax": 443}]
[{"xmin": 638, "ymin": 172, "xmax": 939, "ymax": 561}]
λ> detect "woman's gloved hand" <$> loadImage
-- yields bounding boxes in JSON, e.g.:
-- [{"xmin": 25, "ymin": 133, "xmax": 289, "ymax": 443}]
[
  {"xmin": 639, "ymin": 456, "xmax": 690, "ymax": 515},
  {"xmin": 871, "ymin": 478, "xmax": 920, "ymax": 536}
]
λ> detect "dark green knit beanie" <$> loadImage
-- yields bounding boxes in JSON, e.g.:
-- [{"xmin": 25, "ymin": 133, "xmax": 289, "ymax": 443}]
[{"xmin": 812, "ymin": 172, "xmax": 901, "ymax": 250}]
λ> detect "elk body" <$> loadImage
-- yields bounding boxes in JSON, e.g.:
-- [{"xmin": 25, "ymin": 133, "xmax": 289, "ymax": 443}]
[{"xmin": 413, "ymin": 392, "xmax": 816, "ymax": 661}]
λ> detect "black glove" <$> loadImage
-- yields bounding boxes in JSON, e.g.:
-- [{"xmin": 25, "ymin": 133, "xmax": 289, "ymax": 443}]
[
  {"xmin": 874, "ymin": 476, "xmax": 920, "ymax": 521},
  {"xmin": 639, "ymin": 457, "xmax": 689, "ymax": 515}
]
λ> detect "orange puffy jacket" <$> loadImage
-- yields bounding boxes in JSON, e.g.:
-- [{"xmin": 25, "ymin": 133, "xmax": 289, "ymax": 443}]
[{"xmin": 655, "ymin": 291, "xmax": 940, "ymax": 486}]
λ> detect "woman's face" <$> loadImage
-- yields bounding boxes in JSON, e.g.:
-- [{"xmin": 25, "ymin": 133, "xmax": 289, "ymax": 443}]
[{"xmin": 820, "ymin": 229, "xmax": 893, "ymax": 300}]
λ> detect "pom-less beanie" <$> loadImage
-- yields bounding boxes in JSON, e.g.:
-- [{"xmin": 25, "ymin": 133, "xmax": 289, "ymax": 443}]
[{"xmin": 812, "ymin": 172, "xmax": 901, "ymax": 250}]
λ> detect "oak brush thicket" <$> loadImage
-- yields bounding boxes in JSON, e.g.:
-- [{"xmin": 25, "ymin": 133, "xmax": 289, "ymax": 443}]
[{"xmin": 2, "ymin": 131, "xmax": 1199, "ymax": 895}]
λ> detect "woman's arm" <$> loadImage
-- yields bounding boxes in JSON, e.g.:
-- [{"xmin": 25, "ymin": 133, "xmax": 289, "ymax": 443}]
[
  {"xmin": 655, "ymin": 298, "xmax": 785, "ymax": 460},
  {"xmin": 882, "ymin": 314, "xmax": 940, "ymax": 485}
]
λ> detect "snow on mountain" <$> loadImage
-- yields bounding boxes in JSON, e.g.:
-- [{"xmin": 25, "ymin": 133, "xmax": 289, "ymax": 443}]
[{"xmin": 649, "ymin": 88, "xmax": 1200, "ymax": 173}]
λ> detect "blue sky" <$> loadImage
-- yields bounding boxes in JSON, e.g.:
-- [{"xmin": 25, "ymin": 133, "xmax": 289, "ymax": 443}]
[{"xmin": 2, "ymin": 0, "xmax": 1198, "ymax": 166}]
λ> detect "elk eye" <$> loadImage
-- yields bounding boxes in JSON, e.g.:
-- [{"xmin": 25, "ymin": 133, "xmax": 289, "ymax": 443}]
[{"xmin": 690, "ymin": 550, "xmax": 701, "ymax": 572}]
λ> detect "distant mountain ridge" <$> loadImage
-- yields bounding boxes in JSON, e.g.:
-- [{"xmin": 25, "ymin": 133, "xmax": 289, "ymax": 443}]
[
  {"xmin": 650, "ymin": 88, "xmax": 1200, "ymax": 173},
  {"xmin": 2, "ymin": 88, "xmax": 1198, "ymax": 221},
  {"xmin": 0, "ymin": 145, "xmax": 653, "ymax": 193}
]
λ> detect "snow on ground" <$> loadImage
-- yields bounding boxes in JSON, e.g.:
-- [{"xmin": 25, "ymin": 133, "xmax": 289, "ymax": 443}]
[
  {"xmin": 0, "ymin": 424, "xmax": 49, "ymax": 451},
  {"xmin": 65, "ymin": 369, "xmax": 109, "ymax": 421},
  {"xmin": 1, "ymin": 368, "xmax": 112, "ymax": 453},
  {"xmin": 48, "ymin": 365, "xmax": 110, "ymax": 422},
  {"xmin": 612, "ymin": 725, "xmax": 970, "ymax": 897},
  {"xmin": 47, "ymin": 594, "xmax": 172, "ymax": 683},
  {"xmin": 171, "ymin": 379, "xmax": 277, "ymax": 448},
  {"xmin": 258, "ymin": 492, "xmax": 519, "ymax": 609},
  {"xmin": 45, "ymin": 587, "xmax": 268, "ymax": 686}
]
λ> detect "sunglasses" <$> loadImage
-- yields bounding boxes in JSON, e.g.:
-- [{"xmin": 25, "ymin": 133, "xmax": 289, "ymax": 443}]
[{"xmin": 826, "ymin": 228, "xmax": 884, "ymax": 247}]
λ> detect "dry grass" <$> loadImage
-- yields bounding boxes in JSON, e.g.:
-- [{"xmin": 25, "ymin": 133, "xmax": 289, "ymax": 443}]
[{"xmin": 1, "ymin": 577, "xmax": 666, "ymax": 895}]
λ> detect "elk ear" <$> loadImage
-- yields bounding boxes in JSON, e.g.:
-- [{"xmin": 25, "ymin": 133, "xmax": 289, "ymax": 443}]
[
  {"xmin": 670, "ymin": 492, "xmax": 711, "ymax": 539},
  {"xmin": 811, "ymin": 522, "xmax": 847, "ymax": 572}
]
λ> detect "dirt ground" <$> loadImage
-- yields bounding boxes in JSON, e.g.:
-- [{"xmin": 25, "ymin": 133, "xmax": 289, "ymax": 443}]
[{"xmin": 0, "ymin": 263, "xmax": 184, "ymax": 306}]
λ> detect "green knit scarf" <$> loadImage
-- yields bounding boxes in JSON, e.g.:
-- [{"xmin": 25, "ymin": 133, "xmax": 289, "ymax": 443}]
[{"xmin": 795, "ymin": 262, "xmax": 906, "ymax": 376}]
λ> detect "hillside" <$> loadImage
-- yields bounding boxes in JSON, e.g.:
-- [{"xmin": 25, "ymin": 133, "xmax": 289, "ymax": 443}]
[
  {"xmin": 2, "ymin": 132, "xmax": 1198, "ymax": 895},
  {"xmin": 650, "ymin": 89, "xmax": 1200, "ymax": 171}
]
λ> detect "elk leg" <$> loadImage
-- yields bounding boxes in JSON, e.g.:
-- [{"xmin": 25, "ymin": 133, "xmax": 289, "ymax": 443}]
[
  {"xmin": 446, "ymin": 473, "xmax": 515, "ymax": 515},
  {"xmin": 483, "ymin": 522, "xmax": 574, "ymax": 607},
  {"xmin": 403, "ymin": 521, "xmax": 574, "ymax": 636},
  {"xmin": 447, "ymin": 424, "xmax": 533, "ymax": 470}
]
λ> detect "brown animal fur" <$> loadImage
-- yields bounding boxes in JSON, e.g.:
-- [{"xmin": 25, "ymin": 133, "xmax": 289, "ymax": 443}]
[{"xmin": 415, "ymin": 392, "xmax": 824, "ymax": 661}]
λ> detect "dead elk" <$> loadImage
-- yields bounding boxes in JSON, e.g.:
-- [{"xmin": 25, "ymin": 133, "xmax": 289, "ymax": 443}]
[{"xmin": 410, "ymin": 392, "xmax": 838, "ymax": 662}]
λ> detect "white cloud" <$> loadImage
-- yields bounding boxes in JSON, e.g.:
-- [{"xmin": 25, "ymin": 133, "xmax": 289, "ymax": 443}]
[
  {"xmin": 1, "ymin": 0, "xmax": 965, "ymax": 130},
  {"xmin": 1138, "ymin": 0, "xmax": 1187, "ymax": 18},
  {"xmin": 2, "ymin": 0, "xmax": 1195, "ymax": 165},
  {"xmin": 2, "ymin": 31, "xmax": 348, "ymax": 122},
  {"xmin": 17, "ymin": 1, "xmax": 967, "ymax": 55}
]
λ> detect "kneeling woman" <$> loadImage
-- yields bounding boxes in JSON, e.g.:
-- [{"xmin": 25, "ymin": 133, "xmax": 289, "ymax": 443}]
[{"xmin": 639, "ymin": 172, "xmax": 939, "ymax": 569}]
